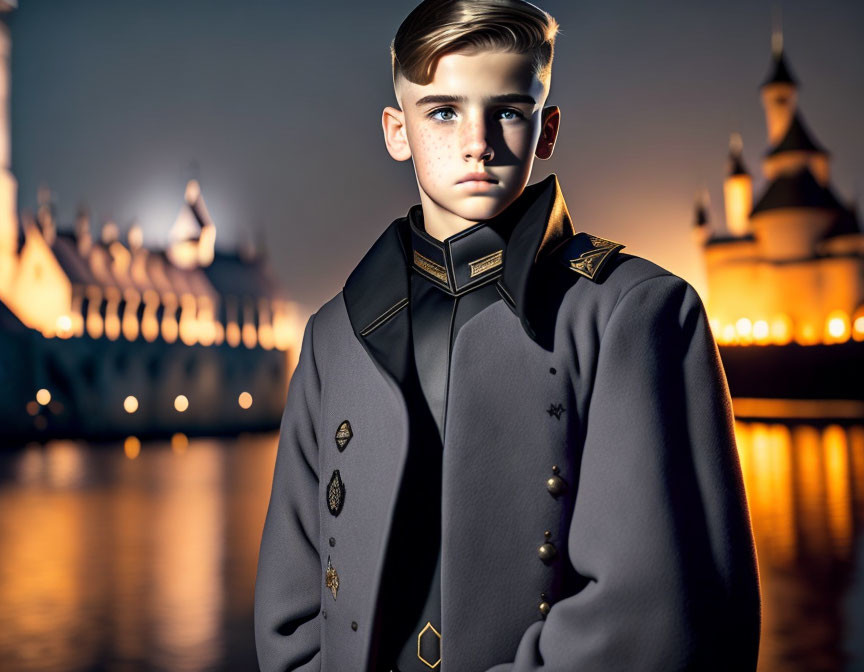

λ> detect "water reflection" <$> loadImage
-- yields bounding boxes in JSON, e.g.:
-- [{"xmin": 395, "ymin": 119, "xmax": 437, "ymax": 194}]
[
  {"xmin": 0, "ymin": 433, "xmax": 278, "ymax": 672},
  {"xmin": 735, "ymin": 419, "xmax": 864, "ymax": 671},
  {"xmin": 0, "ymin": 418, "xmax": 863, "ymax": 670}
]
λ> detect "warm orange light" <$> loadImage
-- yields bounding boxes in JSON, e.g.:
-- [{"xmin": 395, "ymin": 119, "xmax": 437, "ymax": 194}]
[
  {"xmin": 238, "ymin": 392, "xmax": 253, "ymax": 410},
  {"xmin": 721, "ymin": 324, "xmax": 737, "ymax": 344},
  {"xmin": 124, "ymin": 436, "xmax": 141, "ymax": 459},
  {"xmin": 735, "ymin": 317, "xmax": 752, "ymax": 338},
  {"xmin": 141, "ymin": 290, "xmax": 160, "ymax": 342},
  {"xmin": 36, "ymin": 388, "xmax": 51, "ymax": 405},
  {"xmin": 854, "ymin": 316, "xmax": 864, "ymax": 342},
  {"xmin": 86, "ymin": 286, "xmax": 104, "ymax": 339},
  {"xmin": 171, "ymin": 432, "xmax": 189, "ymax": 454},
  {"xmin": 795, "ymin": 322, "xmax": 819, "ymax": 346},
  {"xmin": 121, "ymin": 288, "xmax": 141, "ymax": 341},
  {"xmin": 123, "ymin": 396, "xmax": 139, "ymax": 414},
  {"xmin": 174, "ymin": 395, "xmax": 189, "ymax": 412},
  {"xmin": 226, "ymin": 322, "xmax": 241, "ymax": 348},
  {"xmin": 161, "ymin": 294, "xmax": 179, "ymax": 344},
  {"xmin": 825, "ymin": 309, "xmax": 851, "ymax": 344},
  {"xmin": 242, "ymin": 322, "xmax": 258, "ymax": 349},
  {"xmin": 770, "ymin": 314, "xmax": 793, "ymax": 345},
  {"xmin": 56, "ymin": 315, "xmax": 73, "ymax": 338},
  {"xmin": 104, "ymin": 288, "xmax": 121, "ymax": 341},
  {"xmin": 752, "ymin": 320, "xmax": 770, "ymax": 344},
  {"xmin": 179, "ymin": 294, "xmax": 198, "ymax": 346},
  {"xmin": 26, "ymin": 400, "xmax": 39, "ymax": 416}
]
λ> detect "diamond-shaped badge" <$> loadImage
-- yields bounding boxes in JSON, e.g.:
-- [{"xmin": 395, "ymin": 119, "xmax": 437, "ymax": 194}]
[
  {"xmin": 335, "ymin": 420, "xmax": 353, "ymax": 451},
  {"xmin": 417, "ymin": 621, "xmax": 441, "ymax": 668},
  {"xmin": 325, "ymin": 555, "xmax": 339, "ymax": 600},
  {"xmin": 327, "ymin": 470, "xmax": 345, "ymax": 517}
]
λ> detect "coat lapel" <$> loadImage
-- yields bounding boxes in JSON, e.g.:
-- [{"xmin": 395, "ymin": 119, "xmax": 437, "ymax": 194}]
[
  {"xmin": 340, "ymin": 173, "xmax": 578, "ymax": 668},
  {"xmin": 342, "ymin": 172, "xmax": 577, "ymax": 382}
]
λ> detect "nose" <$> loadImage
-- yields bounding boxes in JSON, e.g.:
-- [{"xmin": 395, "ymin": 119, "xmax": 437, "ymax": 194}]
[{"xmin": 461, "ymin": 114, "xmax": 494, "ymax": 163}]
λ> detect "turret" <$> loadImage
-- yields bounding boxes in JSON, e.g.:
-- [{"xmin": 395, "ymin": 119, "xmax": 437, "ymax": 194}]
[
  {"xmin": 760, "ymin": 28, "xmax": 798, "ymax": 148},
  {"xmin": 0, "ymin": 1, "xmax": 18, "ymax": 299},
  {"xmin": 692, "ymin": 187, "xmax": 711, "ymax": 246},
  {"xmin": 723, "ymin": 133, "xmax": 753, "ymax": 236},
  {"xmin": 167, "ymin": 179, "xmax": 217, "ymax": 269}
]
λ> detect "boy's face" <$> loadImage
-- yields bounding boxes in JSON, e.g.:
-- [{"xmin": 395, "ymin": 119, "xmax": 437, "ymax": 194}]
[{"xmin": 383, "ymin": 49, "xmax": 559, "ymax": 238}]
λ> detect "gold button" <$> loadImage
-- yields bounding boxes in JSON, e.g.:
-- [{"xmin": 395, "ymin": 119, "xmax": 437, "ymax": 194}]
[
  {"xmin": 539, "ymin": 601, "xmax": 551, "ymax": 616},
  {"xmin": 546, "ymin": 475, "xmax": 566, "ymax": 496},
  {"xmin": 538, "ymin": 541, "xmax": 557, "ymax": 562}
]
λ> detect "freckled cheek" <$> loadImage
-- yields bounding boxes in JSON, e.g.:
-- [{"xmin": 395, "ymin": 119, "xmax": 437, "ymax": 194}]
[{"xmin": 417, "ymin": 132, "xmax": 455, "ymax": 183}]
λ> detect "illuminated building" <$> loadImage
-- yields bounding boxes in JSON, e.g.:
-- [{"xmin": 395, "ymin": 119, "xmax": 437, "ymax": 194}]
[
  {"xmin": 695, "ymin": 31, "xmax": 863, "ymax": 348},
  {"xmin": 693, "ymin": 30, "xmax": 863, "ymax": 413},
  {"xmin": 0, "ymin": 5, "xmax": 305, "ymax": 441}
]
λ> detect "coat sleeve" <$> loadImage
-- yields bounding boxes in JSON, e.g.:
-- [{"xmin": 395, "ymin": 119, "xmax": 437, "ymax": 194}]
[
  {"xmin": 486, "ymin": 274, "xmax": 762, "ymax": 672},
  {"xmin": 254, "ymin": 312, "xmax": 323, "ymax": 672}
]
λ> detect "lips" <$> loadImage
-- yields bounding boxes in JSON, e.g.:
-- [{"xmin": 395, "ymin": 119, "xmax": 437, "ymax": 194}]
[{"xmin": 457, "ymin": 172, "xmax": 498, "ymax": 184}]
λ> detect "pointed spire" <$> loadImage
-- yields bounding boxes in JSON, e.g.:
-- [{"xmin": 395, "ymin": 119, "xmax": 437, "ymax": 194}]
[
  {"xmin": 766, "ymin": 111, "xmax": 827, "ymax": 156},
  {"xmin": 728, "ymin": 132, "xmax": 749, "ymax": 176},
  {"xmin": 694, "ymin": 188, "xmax": 710, "ymax": 228},
  {"xmin": 761, "ymin": 7, "xmax": 797, "ymax": 88}
]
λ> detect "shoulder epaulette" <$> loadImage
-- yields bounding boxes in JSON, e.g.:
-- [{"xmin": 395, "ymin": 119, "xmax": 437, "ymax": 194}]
[{"xmin": 556, "ymin": 232, "xmax": 625, "ymax": 282}]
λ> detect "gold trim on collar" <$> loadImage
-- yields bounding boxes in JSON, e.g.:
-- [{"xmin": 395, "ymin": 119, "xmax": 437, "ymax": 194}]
[
  {"xmin": 468, "ymin": 249, "xmax": 503, "ymax": 277},
  {"xmin": 413, "ymin": 249, "xmax": 448, "ymax": 284}
]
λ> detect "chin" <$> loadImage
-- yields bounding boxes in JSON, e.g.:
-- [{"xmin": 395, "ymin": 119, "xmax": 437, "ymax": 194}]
[{"xmin": 457, "ymin": 195, "xmax": 520, "ymax": 221}]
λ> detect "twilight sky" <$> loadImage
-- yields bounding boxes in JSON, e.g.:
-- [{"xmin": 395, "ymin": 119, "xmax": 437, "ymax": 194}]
[{"xmin": 8, "ymin": 0, "xmax": 864, "ymax": 312}]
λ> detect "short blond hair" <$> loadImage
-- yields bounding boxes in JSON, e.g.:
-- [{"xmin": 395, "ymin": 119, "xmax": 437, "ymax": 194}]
[{"xmin": 391, "ymin": 0, "xmax": 559, "ymax": 95}]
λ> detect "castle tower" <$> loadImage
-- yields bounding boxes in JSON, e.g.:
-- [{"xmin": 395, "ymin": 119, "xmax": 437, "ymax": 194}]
[
  {"xmin": 167, "ymin": 179, "xmax": 216, "ymax": 270},
  {"xmin": 0, "ymin": 1, "xmax": 19, "ymax": 300},
  {"xmin": 692, "ymin": 188, "xmax": 711, "ymax": 246},
  {"xmin": 759, "ymin": 28, "xmax": 798, "ymax": 147},
  {"xmin": 723, "ymin": 133, "xmax": 753, "ymax": 236}
]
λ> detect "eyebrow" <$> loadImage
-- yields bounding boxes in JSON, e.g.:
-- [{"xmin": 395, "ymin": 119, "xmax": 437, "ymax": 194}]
[{"xmin": 414, "ymin": 93, "xmax": 537, "ymax": 107}]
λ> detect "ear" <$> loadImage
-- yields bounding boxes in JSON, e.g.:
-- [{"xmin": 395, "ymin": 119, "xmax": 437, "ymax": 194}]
[
  {"xmin": 534, "ymin": 105, "xmax": 560, "ymax": 160},
  {"xmin": 382, "ymin": 106, "xmax": 412, "ymax": 161}
]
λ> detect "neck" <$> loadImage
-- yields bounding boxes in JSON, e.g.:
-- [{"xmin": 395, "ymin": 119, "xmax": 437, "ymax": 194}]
[{"xmin": 416, "ymin": 188, "xmax": 483, "ymax": 242}]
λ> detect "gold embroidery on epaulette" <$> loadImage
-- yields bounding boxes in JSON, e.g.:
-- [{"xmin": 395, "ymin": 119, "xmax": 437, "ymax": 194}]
[
  {"xmin": 413, "ymin": 250, "xmax": 448, "ymax": 284},
  {"xmin": 468, "ymin": 249, "xmax": 503, "ymax": 277},
  {"xmin": 569, "ymin": 249, "xmax": 612, "ymax": 279},
  {"xmin": 568, "ymin": 235, "xmax": 623, "ymax": 280},
  {"xmin": 587, "ymin": 234, "xmax": 616, "ymax": 249}
]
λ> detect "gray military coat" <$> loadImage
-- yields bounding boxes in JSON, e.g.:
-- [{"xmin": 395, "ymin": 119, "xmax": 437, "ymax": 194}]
[{"xmin": 254, "ymin": 174, "xmax": 762, "ymax": 671}]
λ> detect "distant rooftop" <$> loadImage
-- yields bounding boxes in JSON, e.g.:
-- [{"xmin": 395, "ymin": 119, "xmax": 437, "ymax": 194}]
[
  {"xmin": 766, "ymin": 112, "xmax": 828, "ymax": 157},
  {"xmin": 750, "ymin": 167, "xmax": 844, "ymax": 217},
  {"xmin": 761, "ymin": 50, "xmax": 797, "ymax": 88}
]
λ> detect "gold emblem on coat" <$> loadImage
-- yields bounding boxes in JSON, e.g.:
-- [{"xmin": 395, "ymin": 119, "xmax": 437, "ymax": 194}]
[
  {"xmin": 335, "ymin": 420, "xmax": 353, "ymax": 451},
  {"xmin": 563, "ymin": 232, "xmax": 625, "ymax": 281},
  {"xmin": 468, "ymin": 249, "xmax": 503, "ymax": 277},
  {"xmin": 325, "ymin": 555, "xmax": 339, "ymax": 600},
  {"xmin": 417, "ymin": 621, "xmax": 442, "ymax": 668},
  {"xmin": 327, "ymin": 469, "xmax": 345, "ymax": 517},
  {"xmin": 413, "ymin": 250, "xmax": 448, "ymax": 283}
]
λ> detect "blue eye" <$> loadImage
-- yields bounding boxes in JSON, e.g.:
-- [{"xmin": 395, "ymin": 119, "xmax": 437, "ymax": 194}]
[
  {"xmin": 499, "ymin": 109, "xmax": 523, "ymax": 121},
  {"xmin": 429, "ymin": 107, "xmax": 456, "ymax": 121}
]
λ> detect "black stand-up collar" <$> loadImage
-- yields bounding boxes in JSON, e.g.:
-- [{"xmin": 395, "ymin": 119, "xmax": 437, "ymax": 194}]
[
  {"xmin": 407, "ymin": 206, "xmax": 515, "ymax": 296},
  {"xmin": 343, "ymin": 173, "xmax": 577, "ymax": 388}
]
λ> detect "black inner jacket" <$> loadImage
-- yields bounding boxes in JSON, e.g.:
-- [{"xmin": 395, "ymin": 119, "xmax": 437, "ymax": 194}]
[{"xmin": 378, "ymin": 204, "xmax": 517, "ymax": 671}]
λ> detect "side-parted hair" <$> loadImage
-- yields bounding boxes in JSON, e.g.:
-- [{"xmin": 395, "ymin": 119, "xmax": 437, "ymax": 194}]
[{"xmin": 391, "ymin": 0, "xmax": 560, "ymax": 95}]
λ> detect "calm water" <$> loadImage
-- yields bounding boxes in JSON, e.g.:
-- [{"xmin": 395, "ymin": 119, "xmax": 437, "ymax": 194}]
[{"xmin": 0, "ymin": 420, "xmax": 863, "ymax": 671}]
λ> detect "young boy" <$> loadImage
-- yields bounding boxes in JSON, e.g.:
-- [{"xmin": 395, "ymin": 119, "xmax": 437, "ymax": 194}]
[{"xmin": 254, "ymin": 1, "xmax": 762, "ymax": 670}]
